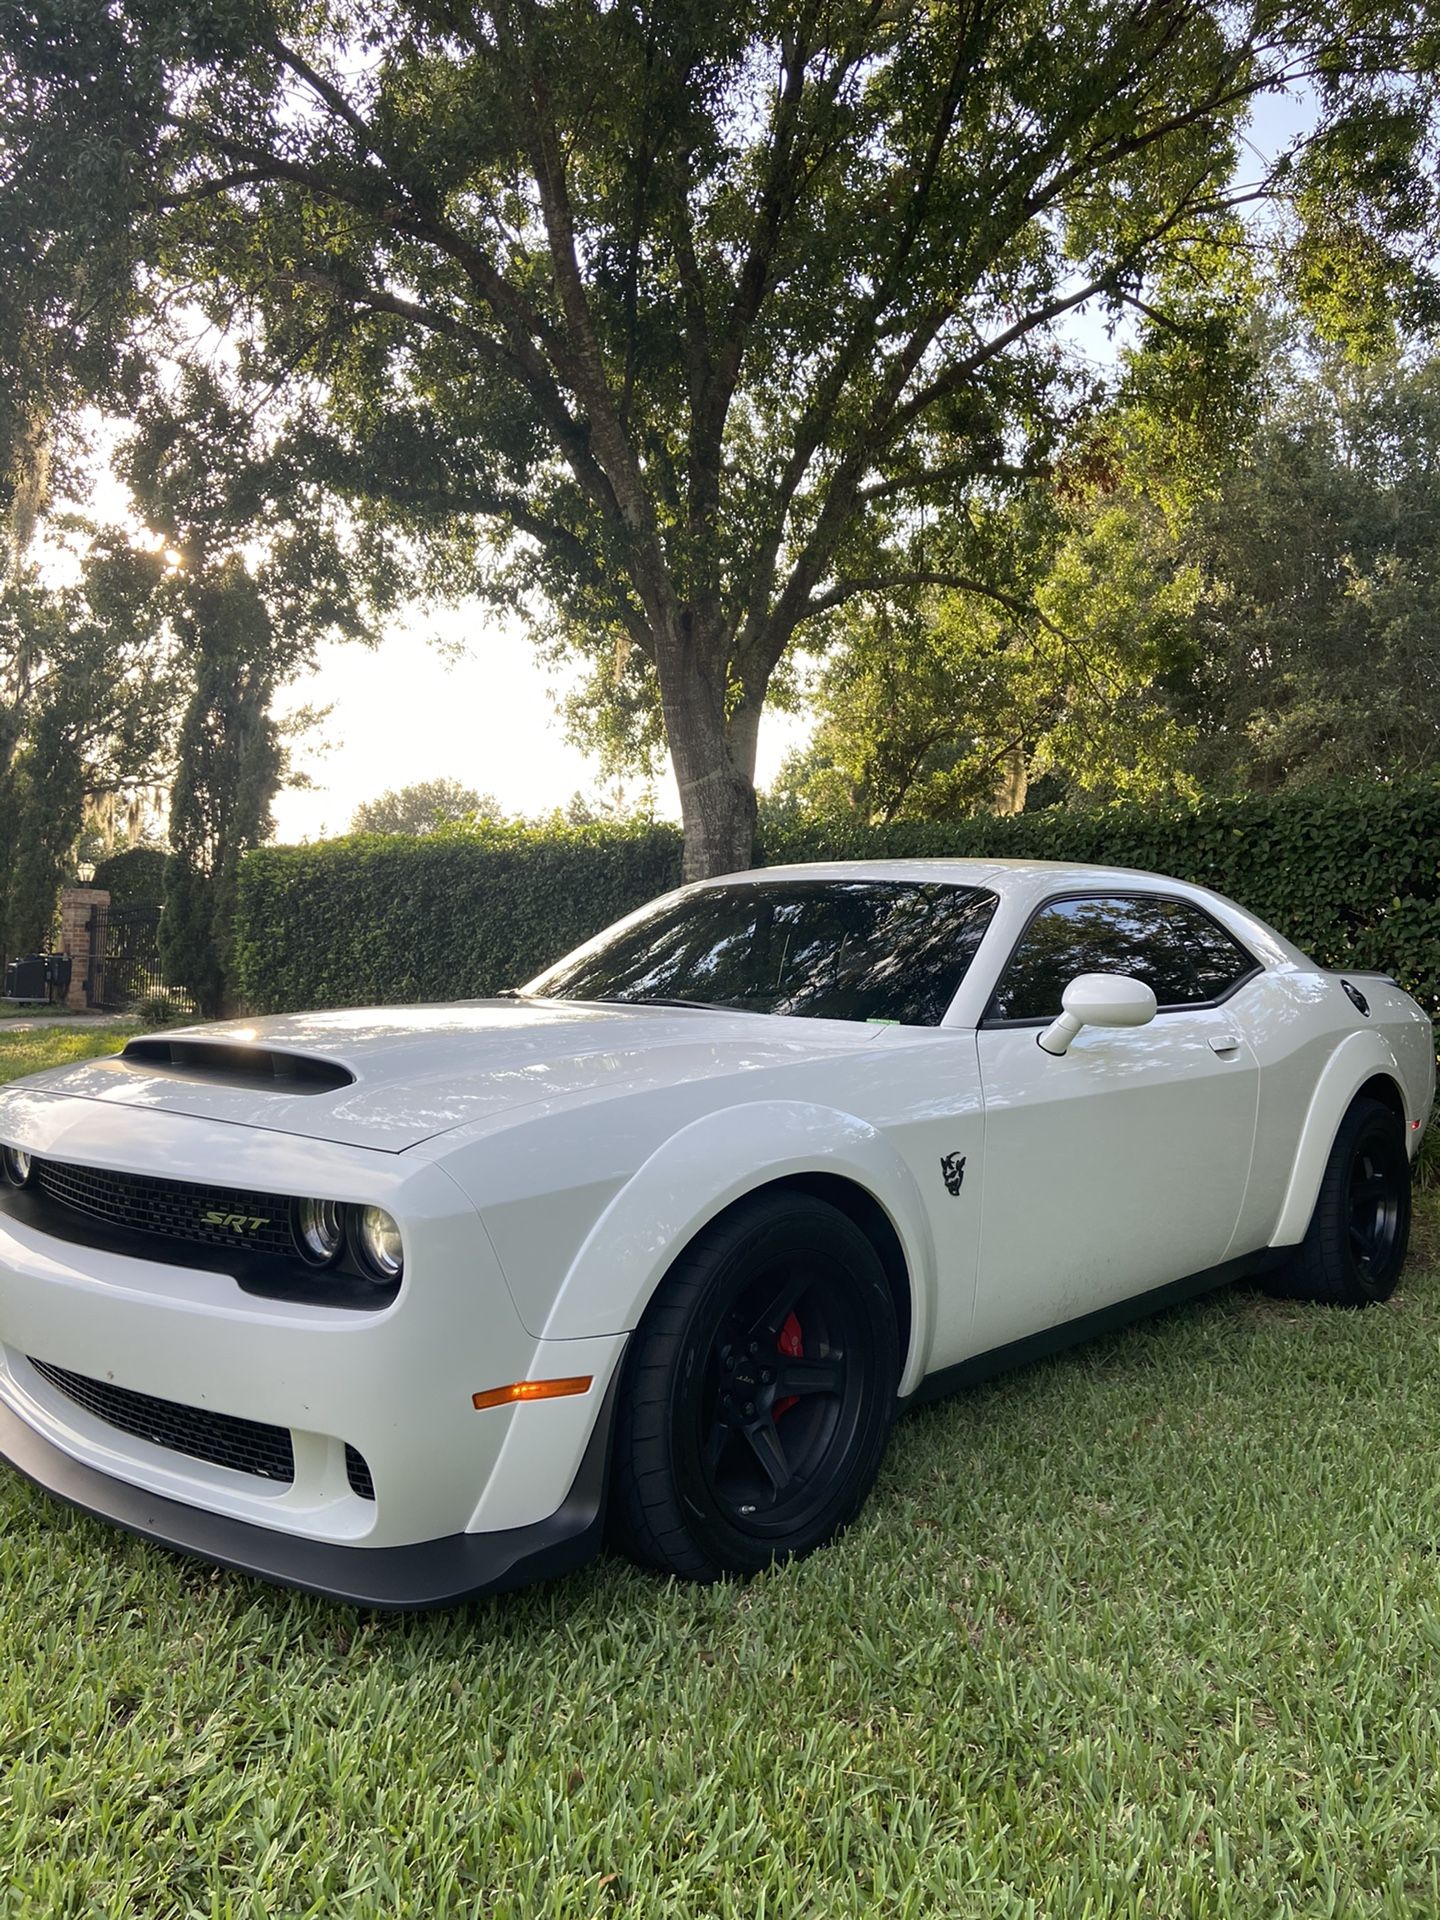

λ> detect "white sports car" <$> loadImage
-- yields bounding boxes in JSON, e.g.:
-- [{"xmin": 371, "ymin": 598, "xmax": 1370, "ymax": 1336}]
[{"xmin": 0, "ymin": 859, "xmax": 1432, "ymax": 1606}]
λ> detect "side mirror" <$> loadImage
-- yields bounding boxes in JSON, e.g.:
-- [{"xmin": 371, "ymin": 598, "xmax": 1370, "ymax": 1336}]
[{"xmin": 1037, "ymin": 972, "xmax": 1157, "ymax": 1057}]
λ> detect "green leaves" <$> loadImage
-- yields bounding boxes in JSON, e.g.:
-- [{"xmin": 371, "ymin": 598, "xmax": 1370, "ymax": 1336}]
[
  {"xmin": 0, "ymin": 533, "xmax": 177, "ymax": 957},
  {"xmin": 232, "ymin": 820, "xmax": 687, "ymax": 1010},
  {"xmin": 787, "ymin": 334, "xmax": 1440, "ymax": 823},
  {"xmin": 160, "ymin": 555, "xmax": 287, "ymax": 1015}
]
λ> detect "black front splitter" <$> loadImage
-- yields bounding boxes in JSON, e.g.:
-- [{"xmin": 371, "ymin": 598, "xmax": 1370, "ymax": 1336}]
[{"xmin": 0, "ymin": 1371, "xmax": 619, "ymax": 1611}]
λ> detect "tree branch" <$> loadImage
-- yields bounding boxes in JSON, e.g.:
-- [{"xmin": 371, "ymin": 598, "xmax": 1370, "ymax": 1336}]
[
  {"xmin": 491, "ymin": 2, "xmax": 678, "ymax": 637},
  {"xmin": 800, "ymin": 571, "xmax": 1063, "ymax": 635}
]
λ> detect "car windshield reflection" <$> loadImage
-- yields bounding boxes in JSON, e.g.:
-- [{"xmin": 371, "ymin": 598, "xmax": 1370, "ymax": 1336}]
[{"xmin": 525, "ymin": 879, "xmax": 999, "ymax": 1026}]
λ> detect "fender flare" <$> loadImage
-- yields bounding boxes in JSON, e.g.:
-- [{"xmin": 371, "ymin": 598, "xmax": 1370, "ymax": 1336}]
[
  {"xmin": 538, "ymin": 1099, "xmax": 939, "ymax": 1393},
  {"xmin": 1269, "ymin": 1029, "xmax": 1410, "ymax": 1248}
]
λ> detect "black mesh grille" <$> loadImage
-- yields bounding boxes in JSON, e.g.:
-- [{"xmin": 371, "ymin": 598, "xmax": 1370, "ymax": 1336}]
[
  {"xmin": 32, "ymin": 1158, "xmax": 298, "ymax": 1260},
  {"xmin": 345, "ymin": 1443, "xmax": 376, "ymax": 1501},
  {"xmin": 28, "ymin": 1358, "xmax": 295, "ymax": 1484}
]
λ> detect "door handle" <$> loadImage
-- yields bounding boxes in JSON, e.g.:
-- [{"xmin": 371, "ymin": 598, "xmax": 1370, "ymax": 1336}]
[{"xmin": 1208, "ymin": 1033, "xmax": 1242, "ymax": 1055}]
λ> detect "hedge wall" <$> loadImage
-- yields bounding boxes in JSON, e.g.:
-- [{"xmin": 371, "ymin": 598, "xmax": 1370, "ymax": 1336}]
[
  {"xmin": 233, "ymin": 780, "xmax": 1440, "ymax": 1015},
  {"xmin": 233, "ymin": 821, "xmax": 685, "ymax": 1012}
]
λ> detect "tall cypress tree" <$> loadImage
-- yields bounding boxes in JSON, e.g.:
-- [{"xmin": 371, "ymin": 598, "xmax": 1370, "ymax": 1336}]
[{"xmin": 160, "ymin": 558, "xmax": 282, "ymax": 1018}]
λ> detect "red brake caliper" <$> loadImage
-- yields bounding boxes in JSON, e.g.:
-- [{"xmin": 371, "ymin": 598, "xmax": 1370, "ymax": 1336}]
[{"xmin": 773, "ymin": 1311, "xmax": 804, "ymax": 1420}]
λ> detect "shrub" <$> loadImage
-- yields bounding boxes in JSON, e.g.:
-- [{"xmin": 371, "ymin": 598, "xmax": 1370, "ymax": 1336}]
[
  {"xmin": 233, "ymin": 820, "xmax": 684, "ymax": 1012},
  {"xmin": 136, "ymin": 989, "xmax": 190, "ymax": 1029},
  {"xmin": 91, "ymin": 847, "xmax": 168, "ymax": 908},
  {"xmin": 233, "ymin": 780, "xmax": 1440, "ymax": 1015}
]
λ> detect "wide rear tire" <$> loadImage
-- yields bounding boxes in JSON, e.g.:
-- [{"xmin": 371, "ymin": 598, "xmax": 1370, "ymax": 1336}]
[
  {"xmin": 610, "ymin": 1192, "xmax": 899, "ymax": 1582},
  {"xmin": 1266, "ymin": 1095, "xmax": 1411, "ymax": 1306}
]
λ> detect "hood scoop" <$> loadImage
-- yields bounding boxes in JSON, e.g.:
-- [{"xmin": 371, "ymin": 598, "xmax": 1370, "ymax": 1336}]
[{"xmin": 119, "ymin": 1037, "xmax": 355, "ymax": 1094}]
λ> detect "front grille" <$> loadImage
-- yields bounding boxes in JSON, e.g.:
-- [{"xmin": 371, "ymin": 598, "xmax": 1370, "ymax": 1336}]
[
  {"xmin": 32, "ymin": 1158, "xmax": 298, "ymax": 1261},
  {"xmin": 345, "ymin": 1443, "xmax": 376, "ymax": 1501},
  {"xmin": 28, "ymin": 1358, "xmax": 295, "ymax": 1484}
]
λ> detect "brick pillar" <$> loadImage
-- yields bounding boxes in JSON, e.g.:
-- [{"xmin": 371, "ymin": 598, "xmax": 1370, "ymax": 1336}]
[{"xmin": 58, "ymin": 889, "xmax": 110, "ymax": 1009}]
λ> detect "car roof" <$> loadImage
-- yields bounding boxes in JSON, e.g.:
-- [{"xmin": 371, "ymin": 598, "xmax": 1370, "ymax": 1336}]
[{"xmin": 717, "ymin": 856, "xmax": 1194, "ymax": 893}]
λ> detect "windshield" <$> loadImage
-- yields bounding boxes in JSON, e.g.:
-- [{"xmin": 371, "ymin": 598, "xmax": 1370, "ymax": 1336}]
[{"xmin": 524, "ymin": 879, "xmax": 998, "ymax": 1025}]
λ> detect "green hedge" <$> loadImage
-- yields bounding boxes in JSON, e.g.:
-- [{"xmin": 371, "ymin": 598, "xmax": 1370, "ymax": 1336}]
[
  {"xmin": 233, "ymin": 780, "xmax": 1440, "ymax": 1015},
  {"xmin": 233, "ymin": 821, "xmax": 684, "ymax": 1012}
]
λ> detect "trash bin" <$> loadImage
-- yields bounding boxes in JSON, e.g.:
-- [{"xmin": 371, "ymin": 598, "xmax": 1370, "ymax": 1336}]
[
  {"xmin": 4, "ymin": 955, "xmax": 48, "ymax": 1000},
  {"xmin": 46, "ymin": 953, "xmax": 73, "ymax": 999}
]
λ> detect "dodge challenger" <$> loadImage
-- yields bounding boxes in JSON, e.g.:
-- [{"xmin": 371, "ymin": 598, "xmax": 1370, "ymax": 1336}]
[{"xmin": 0, "ymin": 859, "xmax": 1431, "ymax": 1606}]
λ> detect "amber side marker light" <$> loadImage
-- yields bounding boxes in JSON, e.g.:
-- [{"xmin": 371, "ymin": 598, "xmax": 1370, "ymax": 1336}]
[{"xmin": 472, "ymin": 1375, "xmax": 593, "ymax": 1412}]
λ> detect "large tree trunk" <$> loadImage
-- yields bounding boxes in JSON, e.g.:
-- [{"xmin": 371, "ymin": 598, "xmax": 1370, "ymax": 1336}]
[
  {"xmin": 657, "ymin": 638, "xmax": 760, "ymax": 881},
  {"xmin": 993, "ymin": 740, "xmax": 1029, "ymax": 815}
]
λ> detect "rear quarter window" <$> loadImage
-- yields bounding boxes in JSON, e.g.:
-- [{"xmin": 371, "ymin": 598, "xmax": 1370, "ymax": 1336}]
[{"xmin": 987, "ymin": 894, "xmax": 1259, "ymax": 1022}]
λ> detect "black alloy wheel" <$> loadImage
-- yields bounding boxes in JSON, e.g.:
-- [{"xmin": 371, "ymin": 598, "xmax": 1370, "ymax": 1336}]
[
  {"xmin": 1267, "ymin": 1095, "xmax": 1411, "ymax": 1306},
  {"xmin": 611, "ymin": 1191, "xmax": 899, "ymax": 1580},
  {"xmin": 1347, "ymin": 1138, "xmax": 1405, "ymax": 1286}
]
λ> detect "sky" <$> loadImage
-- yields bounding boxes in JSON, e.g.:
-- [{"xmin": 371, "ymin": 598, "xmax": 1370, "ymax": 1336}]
[{"xmin": 270, "ymin": 618, "xmax": 814, "ymax": 840}]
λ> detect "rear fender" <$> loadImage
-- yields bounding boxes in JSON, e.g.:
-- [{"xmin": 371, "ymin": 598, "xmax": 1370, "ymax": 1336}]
[
  {"xmin": 1269, "ymin": 1030, "xmax": 1411, "ymax": 1248},
  {"xmin": 537, "ymin": 1100, "xmax": 938, "ymax": 1394}
]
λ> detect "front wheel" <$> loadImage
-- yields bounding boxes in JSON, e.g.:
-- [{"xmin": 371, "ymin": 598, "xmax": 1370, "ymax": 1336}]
[
  {"xmin": 1267, "ymin": 1095, "xmax": 1411, "ymax": 1306},
  {"xmin": 611, "ymin": 1192, "xmax": 899, "ymax": 1581}
]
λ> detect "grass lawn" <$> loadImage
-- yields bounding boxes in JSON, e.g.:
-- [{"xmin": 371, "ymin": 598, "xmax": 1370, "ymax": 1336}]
[
  {"xmin": 0, "ymin": 1025, "xmax": 136, "ymax": 1077},
  {"xmin": 2, "ymin": 1021, "xmax": 1439, "ymax": 1917}
]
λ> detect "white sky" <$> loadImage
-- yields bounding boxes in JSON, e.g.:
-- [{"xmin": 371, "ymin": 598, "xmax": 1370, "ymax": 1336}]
[{"xmin": 270, "ymin": 616, "xmax": 814, "ymax": 839}]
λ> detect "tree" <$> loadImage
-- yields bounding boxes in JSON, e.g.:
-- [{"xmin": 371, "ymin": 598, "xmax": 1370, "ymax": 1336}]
[
  {"xmin": 0, "ymin": 536, "xmax": 175, "ymax": 958},
  {"xmin": 1181, "ymin": 352, "xmax": 1440, "ymax": 789},
  {"xmin": 5, "ymin": 0, "xmax": 1437, "ymax": 874},
  {"xmin": 351, "ymin": 780, "xmax": 503, "ymax": 836},
  {"xmin": 123, "ymin": 369, "xmax": 379, "ymax": 1013},
  {"xmin": 783, "ymin": 335, "xmax": 1440, "ymax": 820},
  {"xmin": 159, "ymin": 559, "xmax": 285, "ymax": 1016},
  {"xmin": 776, "ymin": 497, "xmax": 1204, "ymax": 822}
]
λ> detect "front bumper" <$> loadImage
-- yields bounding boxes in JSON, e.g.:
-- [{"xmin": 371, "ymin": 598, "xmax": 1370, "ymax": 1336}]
[
  {"xmin": 0, "ymin": 1370, "xmax": 619, "ymax": 1609},
  {"xmin": 0, "ymin": 1096, "xmax": 627, "ymax": 1601}
]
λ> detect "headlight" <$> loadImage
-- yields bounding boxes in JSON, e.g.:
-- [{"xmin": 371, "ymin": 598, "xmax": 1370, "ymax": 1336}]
[
  {"xmin": 2, "ymin": 1146, "xmax": 32, "ymax": 1189},
  {"xmin": 295, "ymin": 1197, "xmax": 345, "ymax": 1266},
  {"xmin": 356, "ymin": 1206, "xmax": 404, "ymax": 1282}
]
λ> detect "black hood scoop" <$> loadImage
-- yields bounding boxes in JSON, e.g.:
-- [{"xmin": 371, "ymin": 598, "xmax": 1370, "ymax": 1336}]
[{"xmin": 119, "ymin": 1037, "xmax": 355, "ymax": 1094}]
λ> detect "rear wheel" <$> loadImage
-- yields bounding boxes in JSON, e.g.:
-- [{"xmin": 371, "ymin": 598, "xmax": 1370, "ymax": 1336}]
[
  {"xmin": 611, "ymin": 1192, "xmax": 899, "ymax": 1581},
  {"xmin": 1267, "ymin": 1095, "xmax": 1411, "ymax": 1306}
]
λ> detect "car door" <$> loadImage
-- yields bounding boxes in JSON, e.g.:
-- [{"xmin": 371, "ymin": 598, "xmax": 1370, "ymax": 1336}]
[{"xmin": 970, "ymin": 892, "xmax": 1262, "ymax": 1355}]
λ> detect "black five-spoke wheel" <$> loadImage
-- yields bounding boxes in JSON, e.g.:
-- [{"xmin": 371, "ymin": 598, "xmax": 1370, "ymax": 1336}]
[
  {"xmin": 611, "ymin": 1192, "xmax": 899, "ymax": 1580},
  {"xmin": 1269, "ymin": 1094, "xmax": 1411, "ymax": 1306},
  {"xmin": 1347, "ymin": 1141, "xmax": 1404, "ymax": 1284},
  {"xmin": 702, "ymin": 1273, "xmax": 862, "ymax": 1536}
]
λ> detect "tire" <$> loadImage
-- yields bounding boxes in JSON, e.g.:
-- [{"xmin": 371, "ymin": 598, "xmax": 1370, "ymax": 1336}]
[
  {"xmin": 610, "ymin": 1191, "xmax": 900, "ymax": 1581},
  {"xmin": 1267, "ymin": 1095, "xmax": 1411, "ymax": 1306}
]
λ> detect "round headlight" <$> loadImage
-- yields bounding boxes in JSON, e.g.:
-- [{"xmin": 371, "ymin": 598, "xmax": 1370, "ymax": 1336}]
[
  {"xmin": 2, "ymin": 1146, "xmax": 32, "ymax": 1189},
  {"xmin": 356, "ymin": 1206, "xmax": 404, "ymax": 1282},
  {"xmin": 295, "ymin": 1197, "xmax": 345, "ymax": 1266}
]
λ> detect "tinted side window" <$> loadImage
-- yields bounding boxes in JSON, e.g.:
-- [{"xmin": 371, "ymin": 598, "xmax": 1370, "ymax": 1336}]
[
  {"xmin": 1180, "ymin": 907, "xmax": 1260, "ymax": 1000},
  {"xmin": 987, "ymin": 895, "xmax": 1256, "ymax": 1021}
]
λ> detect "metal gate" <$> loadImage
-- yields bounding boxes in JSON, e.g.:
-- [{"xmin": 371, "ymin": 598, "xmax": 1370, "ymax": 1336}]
[{"xmin": 86, "ymin": 904, "xmax": 171, "ymax": 1011}]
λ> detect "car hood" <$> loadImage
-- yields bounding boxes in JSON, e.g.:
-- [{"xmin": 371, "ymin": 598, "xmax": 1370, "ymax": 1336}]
[{"xmin": 8, "ymin": 1000, "xmax": 880, "ymax": 1152}]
